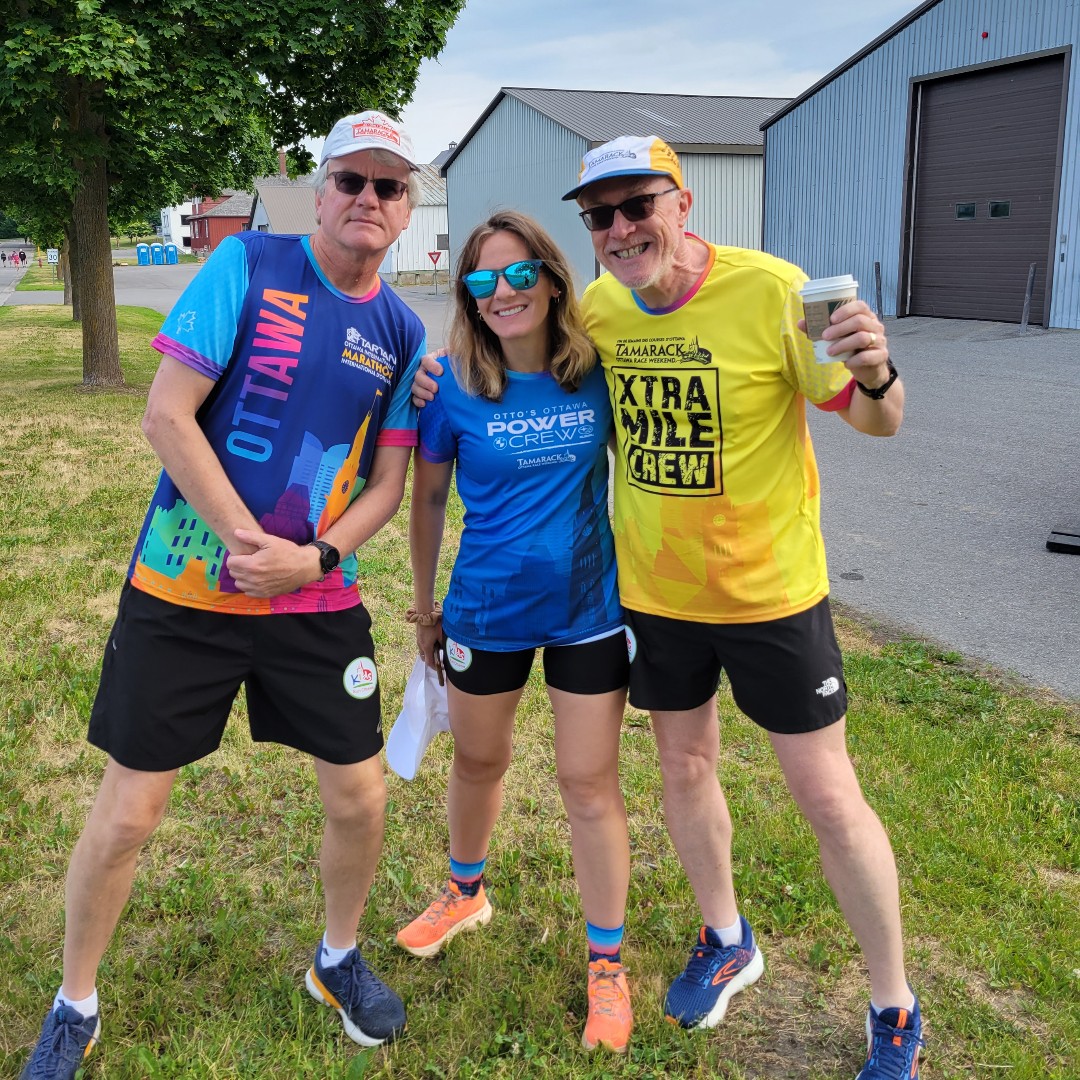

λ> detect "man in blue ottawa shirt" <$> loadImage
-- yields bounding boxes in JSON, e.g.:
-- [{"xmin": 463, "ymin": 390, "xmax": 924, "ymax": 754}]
[{"xmin": 19, "ymin": 111, "xmax": 426, "ymax": 1079}]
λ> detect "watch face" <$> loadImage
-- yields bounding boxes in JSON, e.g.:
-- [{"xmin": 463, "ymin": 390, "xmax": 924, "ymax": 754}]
[
  {"xmin": 314, "ymin": 541, "xmax": 340, "ymax": 574},
  {"xmin": 321, "ymin": 545, "xmax": 340, "ymax": 573}
]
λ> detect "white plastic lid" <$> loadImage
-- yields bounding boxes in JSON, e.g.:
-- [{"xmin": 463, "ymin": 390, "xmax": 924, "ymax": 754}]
[{"xmin": 800, "ymin": 274, "xmax": 857, "ymax": 296}]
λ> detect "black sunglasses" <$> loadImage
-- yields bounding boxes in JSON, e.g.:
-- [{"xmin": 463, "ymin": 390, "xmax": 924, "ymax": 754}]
[
  {"xmin": 578, "ymin": 188, "xmax": 680, "ymax": 232},
  {"xmin": 327, "ymin": 171, "xmax": 409, "ymax": 202}
]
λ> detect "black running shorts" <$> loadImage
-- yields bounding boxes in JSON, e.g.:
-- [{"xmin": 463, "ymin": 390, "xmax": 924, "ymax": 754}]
[
  {"xmin": 441, "ymin": 629, "xmax": 629, "ymax": 696},
  {"xmin": 624, "ymin": 598, "xmax": 847, "ymax": 734},
  {"xmin": 88, "ymin": 583, "xmax": 384, "ymax": 770}
]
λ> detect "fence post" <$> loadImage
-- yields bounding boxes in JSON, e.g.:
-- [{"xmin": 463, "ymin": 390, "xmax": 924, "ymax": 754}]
[{"xmin": 1019, "ymin": 262, "xmax": 1037, "ymax": 332}]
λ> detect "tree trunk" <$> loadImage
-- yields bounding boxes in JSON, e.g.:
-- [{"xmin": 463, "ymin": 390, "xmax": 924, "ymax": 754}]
[{"xmin": 72, "ymin": 87, "xmax": 122, "ymax": 387}]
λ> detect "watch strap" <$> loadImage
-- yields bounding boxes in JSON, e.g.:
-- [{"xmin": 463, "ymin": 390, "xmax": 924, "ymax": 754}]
[
  {"xmin": 855, "ymin": 358, "xmax": 898, "ymax": 400},
  {"xmin": 308, "ymin": 539, "xmax": 340, "ymax": 578}
]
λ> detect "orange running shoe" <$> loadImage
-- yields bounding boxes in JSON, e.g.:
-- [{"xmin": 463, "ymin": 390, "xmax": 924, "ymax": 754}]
[
  {"xmin": 581, "ymin": 958, "xmax": 632, "ymax": 1053},
  {"xmin": 395, "ymin": 881, "xmax": 492, "ymax": 957}
]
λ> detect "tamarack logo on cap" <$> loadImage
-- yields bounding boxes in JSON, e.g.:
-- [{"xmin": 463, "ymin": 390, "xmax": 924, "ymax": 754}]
[
  {"xmin": 320, "ymin": 110, "xmax": 418, "ymax": 169},
  {"xmin": 562, "ymin": 135, "xmax": 684, "ymax": 200},
  {"xmin": 352, "ymin": 118, "xmax": 401, "ymax": 146}
]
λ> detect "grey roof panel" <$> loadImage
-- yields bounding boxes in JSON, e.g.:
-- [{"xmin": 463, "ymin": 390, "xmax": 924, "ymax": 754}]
[
  {"xmin": 195, "ymin": 191, "xmax": 253, "ymax": 218},
  {"xmin": 443, "ymin": 88, "xmax": 790, "ymax": 173},
  {"xmin": 413, "ymin": 163, "xmax": 446, "ymax": 206},
  {"xmin": 252, "ymin": 183, "xmax": 317, "ymax": 234},
  {"xmin": 505, "ymin": 87, "xmax": 788, "ymax": 145}
]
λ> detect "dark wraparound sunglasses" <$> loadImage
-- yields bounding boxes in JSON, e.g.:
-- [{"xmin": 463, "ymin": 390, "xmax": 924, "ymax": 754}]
[
  {"xmin": 461, "ymin": 259, "xmax": 544, "ymax": 299},
  {"xmin": 327, "ymin": 171, "xmax": 409, "ymax": 201},
  {"xmin": 578, "ymin": 187, "xmax": 681, "ymax": 232}
]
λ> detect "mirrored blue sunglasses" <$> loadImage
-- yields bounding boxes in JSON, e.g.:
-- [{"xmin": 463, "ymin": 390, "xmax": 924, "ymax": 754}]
[{"xmin": 461, "ymin": 259, "xmax": 544, "ymax": 299}]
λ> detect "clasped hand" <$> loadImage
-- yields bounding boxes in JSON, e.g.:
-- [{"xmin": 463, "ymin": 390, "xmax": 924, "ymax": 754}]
[{"xmin": 226, "ymin": 528, "xmax": 321, "ymax": 598}]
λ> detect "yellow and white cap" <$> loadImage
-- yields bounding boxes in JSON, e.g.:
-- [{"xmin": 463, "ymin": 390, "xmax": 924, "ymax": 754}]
[{"xmin": 562, "ymin": 135, "xmax": 684, "ymax": 200}]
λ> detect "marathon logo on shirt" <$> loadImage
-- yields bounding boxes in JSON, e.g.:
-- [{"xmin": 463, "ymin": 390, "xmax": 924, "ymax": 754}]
[
  {"xmin": 611, "ymin": 364, "xmax": 722, "ymax": 496},
  {"xmin": 340, "ymin": 326, "xmax": 397, "ymax": 385},
  {"xmin": 486, "ymin": 402, "xmax": 595, "ymax": 457}
]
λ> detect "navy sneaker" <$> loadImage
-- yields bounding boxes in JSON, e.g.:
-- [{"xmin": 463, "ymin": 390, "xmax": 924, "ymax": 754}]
[
  {"xmin": 856, "ymin": 997, "xmax": 923, "ymax": 1079},
  {"xmin": 664, "ymin": 917, "xmax": 764, "ymax": 1029},
  {"xmin": 305, "ymin": 945, "xmax": 406, "ymax": 1046},
  {"xmin": 19, "ymin": 1005, "xmax": 100, "ymax": 1080}
]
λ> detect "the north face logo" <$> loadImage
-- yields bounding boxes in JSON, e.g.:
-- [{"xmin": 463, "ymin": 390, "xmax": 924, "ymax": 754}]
[{"xmin": 815, "ymin": 676, "xmax": 841, "ymax": 697}]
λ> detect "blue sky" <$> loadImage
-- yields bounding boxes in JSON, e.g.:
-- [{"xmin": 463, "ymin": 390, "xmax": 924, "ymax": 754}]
[{"xmin": 388, "ymin": 0, "xmax": 920, "ymax": 163}]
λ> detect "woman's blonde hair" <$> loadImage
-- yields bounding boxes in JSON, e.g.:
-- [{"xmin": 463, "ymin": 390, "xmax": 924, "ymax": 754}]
[{"xmin": 448, "ymin": 211, "xmax": 595, "ymax": 401}]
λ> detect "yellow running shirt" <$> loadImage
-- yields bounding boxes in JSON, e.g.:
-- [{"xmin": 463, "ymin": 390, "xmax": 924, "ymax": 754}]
[{"xmin": 582, "ymin": 242, "xmax": 854, "ymax": 624}]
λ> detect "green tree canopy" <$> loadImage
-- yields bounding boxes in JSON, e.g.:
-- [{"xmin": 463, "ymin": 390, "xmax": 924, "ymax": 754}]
[{"xmin": 0, "ymin": 0, "xmax": 465, "ymax": 385}]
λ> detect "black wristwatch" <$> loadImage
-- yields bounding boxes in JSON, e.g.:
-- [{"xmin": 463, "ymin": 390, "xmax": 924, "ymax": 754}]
[
  {"xmin": 308, "ymin": 539, "xmax": 340, "ymax": 579},
  {"xmin": 855, "ymin": 358, "xmax": 899, "ymax": 400}
]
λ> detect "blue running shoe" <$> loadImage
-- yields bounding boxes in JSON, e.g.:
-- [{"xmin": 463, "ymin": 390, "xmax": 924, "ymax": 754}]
[
  {"xmin": 305, "ymin": 945, "xmax": 406, "ymax": 1046},
  {"xmin": 19, "ymin": 1005, "xmax": 100, "ymax": 1080},
  {"xmin": 664, "ymin": 917, "xmax": 764, "ymax": 1029},
  {"xmin": 856, "ymin": 998, "xmax": 923, "ymax": 1079}
]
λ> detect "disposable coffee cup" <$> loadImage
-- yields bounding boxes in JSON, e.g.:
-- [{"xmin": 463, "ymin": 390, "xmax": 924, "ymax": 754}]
[{"xmin": 800, "ymin": 275, "xmax": 858, "ymax": 363}]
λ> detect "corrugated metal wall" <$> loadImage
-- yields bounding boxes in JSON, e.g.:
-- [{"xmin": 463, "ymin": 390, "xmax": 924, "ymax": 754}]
[
  {"xmin": 446, "ymin": 96, "xmax": 594, "ymax": 290},
  {"xmin": 764, "ymin": 0, "xmax": 1080, "ymax": 328},
  {"xmin": 682, "ymin": 154, "xmax": 763, "ymax": 250},
  {"xmin": 394, "ymin": 204, "xmax": 448, "ymax": 273},
  {"xmin": 447, "ymin": 98, "xmax": 766, "ymax": 290}
]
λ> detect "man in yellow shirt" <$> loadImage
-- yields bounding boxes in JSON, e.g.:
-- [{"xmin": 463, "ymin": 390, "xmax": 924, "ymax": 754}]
[{"xmin": 565, "ymin": 136, "xmax": 919, "ymax": 1080}]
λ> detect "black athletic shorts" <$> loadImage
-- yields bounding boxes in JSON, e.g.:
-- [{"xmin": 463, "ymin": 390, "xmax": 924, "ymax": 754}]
[
  {"xmin": 441, "ymin": 629, "xmax": 629, "ymax": 696},
  {"xmin": 88, "ymin": 582, "xmax": 384, "ymax": 770},
  {"xmin": 624, "ymin": 597, "xmax": 847, "ymax": 734}
]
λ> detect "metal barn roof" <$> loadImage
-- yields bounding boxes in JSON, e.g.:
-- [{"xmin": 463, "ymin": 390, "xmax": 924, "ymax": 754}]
[
  {"xmin": 413, "ymin": 163, "xmax": 447, "ymax": 206},
  {"xmin": 250, "ymin": 178, "xmax": 317, "ymax": 234},
  {"xmin": 191, "ymin": 191, "xmax": 253, "ymax": 219},
  {"xmin": 442, "ymin": 87, "xmax": 790, "ymax": 173}
]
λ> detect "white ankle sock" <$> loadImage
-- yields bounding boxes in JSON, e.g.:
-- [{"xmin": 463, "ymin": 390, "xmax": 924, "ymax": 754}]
[
  {"xmin": 709, "ymin": 915, "xmax": 743, "ymax": 947},
  {"xmin": 320, "ymin": 933, "xmax": 356, "ymax": 967},
  {"xmin": 55, "ymin": 988, "xmax": 99, "ymax": 1017}
]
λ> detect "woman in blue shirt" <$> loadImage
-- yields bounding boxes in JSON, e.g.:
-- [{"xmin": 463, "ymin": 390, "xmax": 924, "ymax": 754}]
[{"xmin": 397, "ymin": 211, "xmax": 632, "ymax": 1053}]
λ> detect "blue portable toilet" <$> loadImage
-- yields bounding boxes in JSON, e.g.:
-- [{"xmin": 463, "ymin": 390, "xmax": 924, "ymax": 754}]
[
  {"xmin": 136, "ymin": 243, "xmax": 150, "ymax": 266},
  {"xmin": 150, "ymin": 243, "xmax": 164, "ymax": 265},
  {"xmin": 164, "ymin": 243, "xmax": 178, "ymax": 265}
]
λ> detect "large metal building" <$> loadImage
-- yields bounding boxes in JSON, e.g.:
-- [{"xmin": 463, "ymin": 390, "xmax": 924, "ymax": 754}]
[
  {"xmin": 763, "ymin": 0, "xmax": 1080, "ymax": 328},
  {"xmin": 442, "ymin": 88, "xmax": 787, "ymax": 290}
]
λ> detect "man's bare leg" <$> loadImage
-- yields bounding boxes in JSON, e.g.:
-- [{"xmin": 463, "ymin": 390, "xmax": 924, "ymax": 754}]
[{"xmin": 61, "ymin": 758, "xmax": 178, "ymax": 998}]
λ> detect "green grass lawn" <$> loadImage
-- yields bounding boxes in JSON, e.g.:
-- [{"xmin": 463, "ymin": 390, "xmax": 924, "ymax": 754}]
[
  {"xmin": 13, "ymin": 260, "xmax": 65, "ymax": 291},
  {"xmin": 1, "ymin": 306, "xmax": 1077, "ymax": 1078}
]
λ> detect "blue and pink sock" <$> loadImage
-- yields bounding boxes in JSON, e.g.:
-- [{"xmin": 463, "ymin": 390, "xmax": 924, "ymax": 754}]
[
  {"xmin": 586, "ymin": 921, "xmax": 624, "ymax": 965},
  {"xmin": 449, "ymin": 855, "xmax": 486, "ymax": 898}
]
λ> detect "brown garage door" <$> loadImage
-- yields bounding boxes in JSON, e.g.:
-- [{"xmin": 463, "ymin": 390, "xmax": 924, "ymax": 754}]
[{"xmin": 906, "ymin": 54, "xmax": 1064, "ymax": 324}]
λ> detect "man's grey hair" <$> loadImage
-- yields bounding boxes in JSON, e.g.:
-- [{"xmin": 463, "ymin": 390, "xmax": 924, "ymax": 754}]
[{"xmin": 312, "ymin": 150, "xmax": 421, "ymax": 209}]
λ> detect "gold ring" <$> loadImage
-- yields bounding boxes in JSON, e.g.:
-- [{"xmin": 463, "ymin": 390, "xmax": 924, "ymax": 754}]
[{"xmin": 867, "ymin": 332, "xmax": 877, "ymax": 349}]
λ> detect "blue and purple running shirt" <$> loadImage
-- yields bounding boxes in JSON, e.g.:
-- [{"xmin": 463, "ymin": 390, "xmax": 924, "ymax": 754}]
[
  {"xmin": 130, "ymin": 232, "xmax": 424, "ymax": 614},
  {"xmin": 418, "ymin": 362, "xmax": 622, "ymax": 650}
]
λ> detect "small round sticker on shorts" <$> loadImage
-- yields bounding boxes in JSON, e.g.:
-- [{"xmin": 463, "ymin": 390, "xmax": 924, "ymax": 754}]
[
  {"xmin": 444, "ymin": 638, "xmax": 473, "ymax": 673},
  {"xmin": 343, "ymin": 656, "xmax": 378, "ymax": 699},
  {"xmin": 624, "ymin": 625, "xmax": 637, "ymax": 664}
]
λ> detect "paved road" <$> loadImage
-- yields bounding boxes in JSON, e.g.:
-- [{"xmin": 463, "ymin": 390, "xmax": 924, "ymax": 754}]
[
  {"xmin": 6, "ymin": 261, "xmax": 1076, "ymax": 698},
  {"xmin": 2, "ymin": 262, "xmax": 201, "ymax": 315},
  {"xmin": 809, "ymin": 317, "xmax": 1079, "ymax": 701}
]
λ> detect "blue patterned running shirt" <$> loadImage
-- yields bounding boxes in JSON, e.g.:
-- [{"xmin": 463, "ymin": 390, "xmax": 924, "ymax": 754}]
[{"xmin": 418, "ymin": 362, "xmax": 622, "ymax": 650}]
